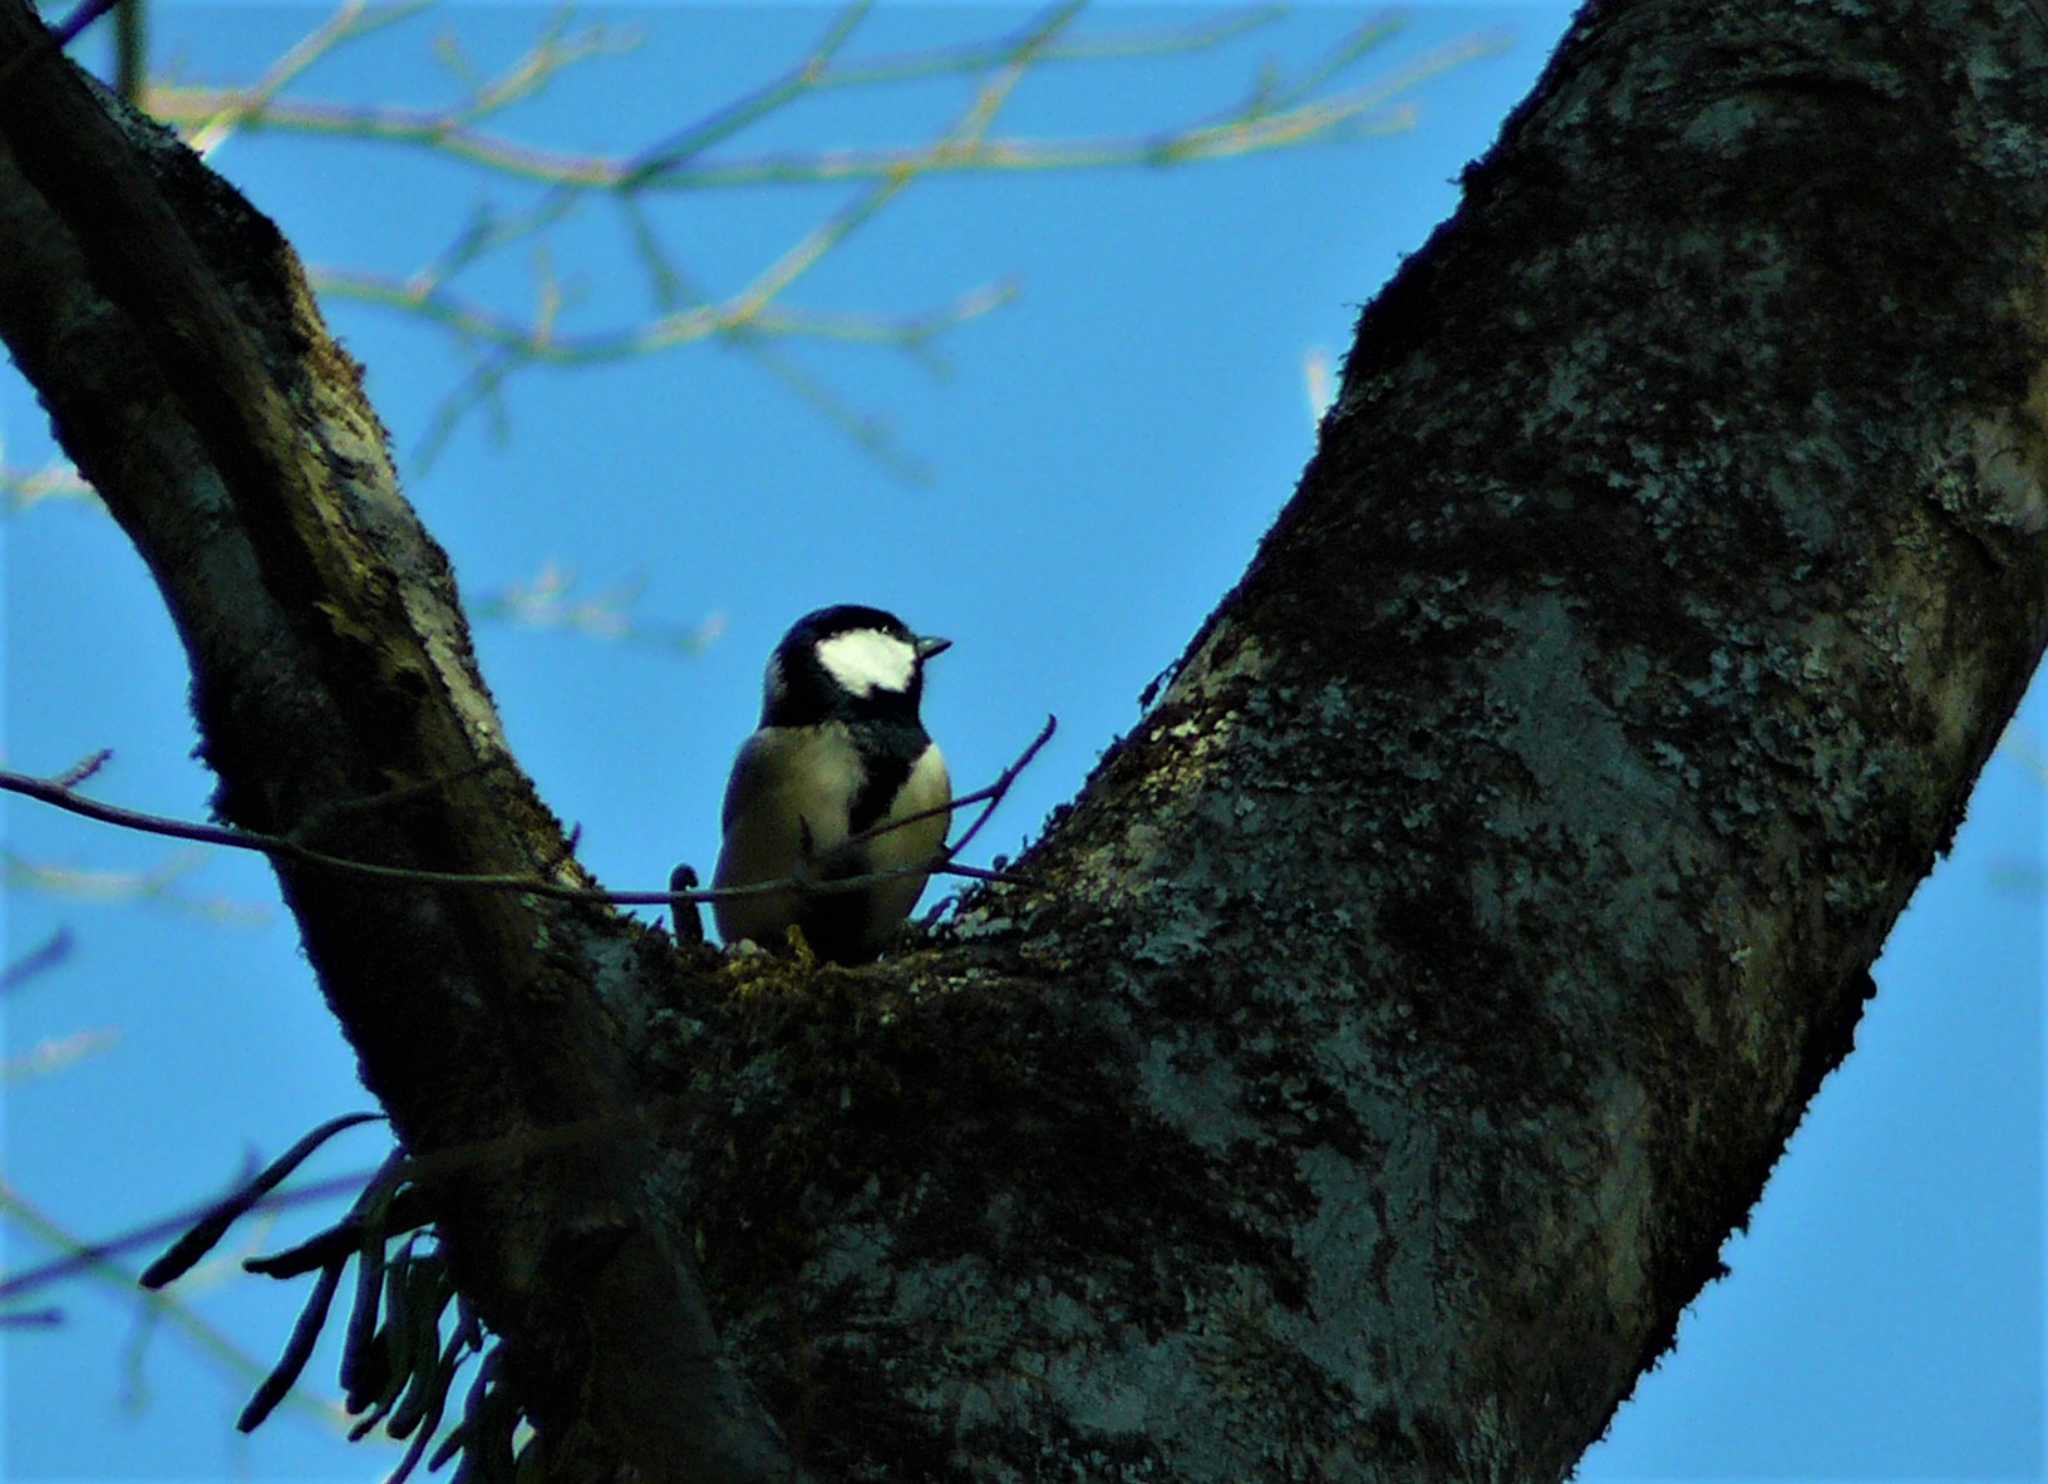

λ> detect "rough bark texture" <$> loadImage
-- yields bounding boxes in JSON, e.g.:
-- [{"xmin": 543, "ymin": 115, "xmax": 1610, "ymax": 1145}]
[
  {"xmin": 0, "ymin": 8, "xmax": 801, "ymax": 1481},
  {"xmin": 2, "ymin": 2, "xmax": 2045, "ymax": 1482}
]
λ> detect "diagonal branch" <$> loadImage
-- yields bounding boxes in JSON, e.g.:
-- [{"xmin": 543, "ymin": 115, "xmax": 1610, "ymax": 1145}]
[
  {"xmin": 0, "ymin": 6, "xmax": 805, "ymax": 1477},
  {"xmin": 0, "ymin": 716, "xmax": 1054, "ymax": 909}
]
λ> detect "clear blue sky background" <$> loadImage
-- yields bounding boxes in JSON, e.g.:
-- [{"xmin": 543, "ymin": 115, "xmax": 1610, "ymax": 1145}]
[{"xmin": 1, "ymin": 4, "xmax": 2040, "ymax": 1480}]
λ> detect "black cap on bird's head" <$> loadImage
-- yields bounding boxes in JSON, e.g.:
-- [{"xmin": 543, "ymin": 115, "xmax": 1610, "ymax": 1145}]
[{"xmin": 762, "ymin": 604, "xmax": 950, "ymax": 726}]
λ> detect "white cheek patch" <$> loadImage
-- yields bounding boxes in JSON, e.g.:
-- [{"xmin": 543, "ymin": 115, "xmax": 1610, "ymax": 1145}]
[{"xmin": 815, "ymin": 628, "xmax": 916, "ymax": 697}]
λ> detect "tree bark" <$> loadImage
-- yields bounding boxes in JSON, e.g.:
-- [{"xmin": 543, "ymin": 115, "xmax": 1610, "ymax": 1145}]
[
  {"xmin": 3, "ymin": 1, "xmax": 2045, "ymax": 1482},
  {"xmin": 0, "ymin": 8, "xmax": 801, "ymax": 1480}
]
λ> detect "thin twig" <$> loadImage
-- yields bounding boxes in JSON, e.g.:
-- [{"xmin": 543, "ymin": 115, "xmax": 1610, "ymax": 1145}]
[
  {"xmin": 614, "ymin": 0, "xmax": 877, "ymax": 194},
  {"xmin": 55, "ymin": 748, "xmax": 112, "ymax": 789},
  {"xmin": 942, "ymin": 716, "xmax": 1056, "ymax": 863},
  {"xmin": 3, "ymin": 847, "xmax": 272, "ymax": 924},
  {"xmin": 142, "ymin": 1113, "xmax": 386, "ymax": 1289},
  {"xmin": 0, "ymin": 714, "xmax": 1055, "ymax": 909},
  {"xmin": 159, "ymin": 54, "xmax": 1453, "ymax": 194},
  {"xmin": 321, "ymin": 266, "xmax": 1018, "ymax": 364},
  {"xmin": 0, "ymin": 1307, "xmax": 64, "ymax": 1327},
  {"xmin": 182, "ymin": 2, "xmax": 627, "ymax": 160},
  {"xmin": 0, "ymin": 927, "xmax": 75, "ymax": 994},
  {"xmin": 0, "ymin": 1168, "xmax": 381, "ymax": 1304},
  {"xmin": 194, "ymin": 6, "xmax": 1491, "ymax": 481},
  {"xmin": 471, "ymin": 561, "xmax": 728, "ymax": 653},
  {"xmin": 0, "ymin": 456, "xmax": 97, "ymax": 512},
  {"xmin": 844, "ymin": 714, "xmax": 1056, "ymax": 858},
  {"xmin": 2, "ymin": 1028, "xmax": 122, "ymax": 1085},
  {"xmin": 142, "ymin": 7, "xmax": 1388, "ymax": 191},
  {"xmin": 0, "ymin": 1182, "xmax": 342, "ymax": 1425},
  {"xmin": 185, "ymin": 0, "xmax": 438, "ymax": 158}
]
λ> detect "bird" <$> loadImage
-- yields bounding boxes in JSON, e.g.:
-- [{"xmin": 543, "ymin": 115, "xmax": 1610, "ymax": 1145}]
[{"xmin": 712, "ymin": 604, "xmax": 952, "ymax": 963}]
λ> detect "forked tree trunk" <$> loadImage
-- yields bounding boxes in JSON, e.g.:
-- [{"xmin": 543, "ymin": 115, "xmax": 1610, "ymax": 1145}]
[{"xmin": 1, "ymin": 1, "xmax": 2042, "ymax": 1479}]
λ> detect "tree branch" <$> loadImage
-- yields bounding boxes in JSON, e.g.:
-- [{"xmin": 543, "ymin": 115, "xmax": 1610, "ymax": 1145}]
[
  {"xmin": 0, "ymin": 6, "xmax": 804, "ymax": 1477},
  {"xmin": 4, "ymin": 1, "xmax": 2045, "ymax": 1479},
  {"xmin": 0, "ymin": 712, "xmax": 1053, "ymax": 907}
]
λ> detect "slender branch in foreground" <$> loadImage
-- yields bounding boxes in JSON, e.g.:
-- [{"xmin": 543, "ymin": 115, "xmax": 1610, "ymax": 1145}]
[
  {"xmin": 0, "ymin": 1166, "xmax": 387, "ymax": 1304},
  {"xmin": 54, "ymin": 748, "xmax": 111, "ymax": 789},
  {"xmin": 0, "ymin": 715, "xmax": 1056, "ymax": 910},
  {"xmin": 146, "ymin": 1098, "xmax": 711, "ymax": 1293},
  {"xmin": 141, "ymin": 1113, "xmax": 386, "ymax": 1289},
  {"xmin": 846, "ymin": 712, "xmax": 1057, "ymax": 861}
]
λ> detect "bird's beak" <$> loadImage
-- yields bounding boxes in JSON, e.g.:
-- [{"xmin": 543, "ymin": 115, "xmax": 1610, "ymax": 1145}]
[{"xmin": 916, "ymin": 635, "xmax": 952, "ymax": 662}]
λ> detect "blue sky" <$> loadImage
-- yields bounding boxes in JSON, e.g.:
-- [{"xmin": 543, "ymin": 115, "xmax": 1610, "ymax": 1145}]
[{"xmin": 1, "ymin": 5, "xmax": 2041, "ymax": 1480}]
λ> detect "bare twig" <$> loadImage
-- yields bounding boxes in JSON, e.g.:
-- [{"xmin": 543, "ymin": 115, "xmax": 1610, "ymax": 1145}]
[
  {"xmin": 844, "ymin": 714, "xmax": 1057, "ymax": 861},
  {"xmin": 0, "ymin": 1306, "xmax": 64, "ymax": 1327},
  {"xmin": 142, "ymin": 1113, "xmax": 386, "ymax": 1289},
  {"xmin": 469, "ymin": 561, "xmax": 728, "ymax": 654},
  {"xmin": 0, "ymin": 1167, "xmax": 381, "ymax": 1304},
  {"xmin": 178, "ymin": 2, "xmax": 629, "ymax": 161},
  {"xmin": 141, "ymin": 7, "xmax": 1443, "ymax": 191},
  {"xmin": 942, "ymin": 715, "xmax": 1057, "ymax": 864},
  {"xmin": 3, "ymin": 848, "xmax": 272, "ymax": 925},
  {"xmin": 182, "ymin": 0, "xmax": 442, "ymax": 159},
  {"xmin": 54, "ymin": 748, "xmax": 112, "ymax": 789},
  {"xmin": 0, "ymin": 454, "xmax": 97, "ymax": 511},
  {"xmin": 2, "ymin": 1027, "xmax": 122, "ymax": 1085},
  {"xmin": 0, "ymin": 714, "xmax": 1054, "ymax": 910},
  {"xmin": 0, "ymin": 926, "xmax": 75, "ymax": 993},
  {"xmin": 0, "ymin": 764, "xmax": 572, "ymax": 893},
  {"xmin": 613, "ymin": 0, "xmax": 878, "ymax": 194},
  {"xmin": 0, "ymin": 1181, "xmax": 342, "ymax": 1425},
  {"xmin": 137, "ymin": 6, "xmax": 1498, "ymax": 479}
]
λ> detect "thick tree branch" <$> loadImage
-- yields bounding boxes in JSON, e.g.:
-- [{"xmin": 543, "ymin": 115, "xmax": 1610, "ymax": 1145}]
[
  {"xmin": 2, "ymin": 1, "xmax": 2045, "ymax": 1481},
  {"xmin": 0, "ymin": 5, "xmax": 800, "ymax": 1479},
  {"xmin": 645, "ymin": 5, "xmax": 2048, "ymax": 1479}
]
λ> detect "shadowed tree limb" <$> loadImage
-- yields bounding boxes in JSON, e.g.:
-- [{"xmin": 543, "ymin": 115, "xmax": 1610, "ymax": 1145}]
[
  {"xmin": 1, "ymin": 0, "xmax": 2045, "ymax": 1479},
  {"xmin": 0, "ymin": 3, "xmax": 803, "ymax": 1477}
]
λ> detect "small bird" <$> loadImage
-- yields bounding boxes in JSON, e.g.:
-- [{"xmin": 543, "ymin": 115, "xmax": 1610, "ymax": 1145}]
[{"xmin": 712, "ymin": 605, "xmax": 952, "ymax": 963}]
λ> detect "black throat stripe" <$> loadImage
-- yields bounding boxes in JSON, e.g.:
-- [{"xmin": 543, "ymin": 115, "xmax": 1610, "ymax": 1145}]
[{"xmin": 845, "ymin": 718, "xmax": 932, "ymax": 835}]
